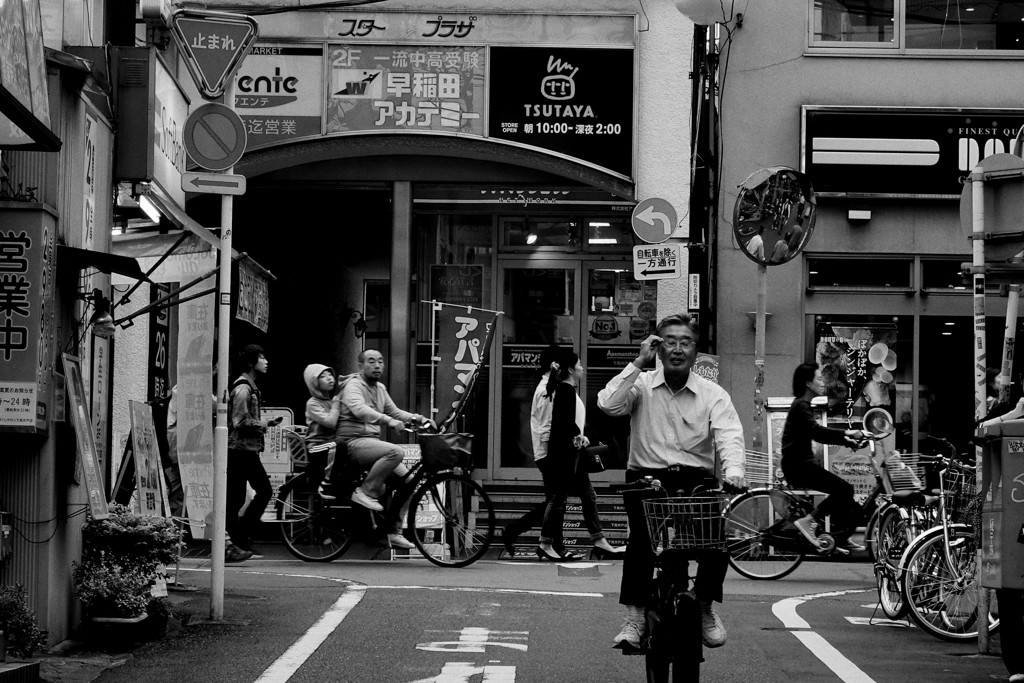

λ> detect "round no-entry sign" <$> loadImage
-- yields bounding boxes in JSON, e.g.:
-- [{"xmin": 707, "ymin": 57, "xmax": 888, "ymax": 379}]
[{"xmin": 183, "ymin": 103, "xmax": 247, "ymax": 172}]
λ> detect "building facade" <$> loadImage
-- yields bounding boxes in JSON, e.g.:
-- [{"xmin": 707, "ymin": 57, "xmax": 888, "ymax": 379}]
[{"xmin": 714, "ymin": 1, "xmax": 1024, "ymax": 457}]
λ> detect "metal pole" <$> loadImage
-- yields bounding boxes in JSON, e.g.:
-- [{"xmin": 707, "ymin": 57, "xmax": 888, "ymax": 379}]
[
  {"xmin": 752, "ymin": 264, "xmax": 767, "ymax": 451},
  {"xmin": 210, "ymin": 81, "xmax": 236, "ymax": 621},
  {"xmin": 971, "ymin": 166, "xmax": 989, "ymax": 652}
]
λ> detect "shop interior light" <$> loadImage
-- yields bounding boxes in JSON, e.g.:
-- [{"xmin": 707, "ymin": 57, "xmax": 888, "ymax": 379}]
[
  {"xmin": 589, "ymin": 222, "xmax": 610, "ymax": 227},
  {"xmin": 138, "ymin": 195, "xmax": 162, "ymax": 223},
  {"xmin": 589, "ymin": 238, "xmax": 618, "ymax": 244},
  {"xmin": 526, "ymin": 232, "xmax": 538, "ymax": 245}
]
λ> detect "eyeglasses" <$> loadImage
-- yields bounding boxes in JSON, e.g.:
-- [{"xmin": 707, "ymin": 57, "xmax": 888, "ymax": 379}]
[{"xmin": 659, "ymin": 339, "xmax": 696, "ymax": 351}]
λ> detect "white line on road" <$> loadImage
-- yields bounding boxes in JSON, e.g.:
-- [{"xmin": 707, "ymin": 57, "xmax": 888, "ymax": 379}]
[
  {"xmin": 254, "ymin": 588, "xmax": 364, "ymax": 683},
  {"xmin": 772, "ymin": 588, "xmax": 877, "ymax": 683}
]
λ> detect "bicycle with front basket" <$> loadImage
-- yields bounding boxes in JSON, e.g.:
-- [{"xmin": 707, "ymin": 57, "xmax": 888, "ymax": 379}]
[
  {"xmin": 273, "ymin": 425, "xmax": 495, "ymax": 567},
  {"xmin": 621, "ymin": 477, "xmax": 734, "ymax": 682}
]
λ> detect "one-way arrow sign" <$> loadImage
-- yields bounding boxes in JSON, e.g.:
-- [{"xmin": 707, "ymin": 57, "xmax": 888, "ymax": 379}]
[
  {"xmin": 182, "ymin": 171, "xmax": 247, "ymax": 195},
  {"xmin": 633, "ymin": 243, "xmax": 682, "ymax": 281}
]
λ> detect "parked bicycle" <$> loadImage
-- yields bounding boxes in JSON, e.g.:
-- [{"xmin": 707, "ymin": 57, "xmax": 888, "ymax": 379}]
[
  {"xmin": 897, "ymin": 450, "xmax": 1000, "ymax": 640},
  {"xmin": 621, "ymin": 477, "xmax": 733, "ymax": 682},
  {"xmin": 273, "ymin": 425, "xmax": 496, "ymax": 567}
]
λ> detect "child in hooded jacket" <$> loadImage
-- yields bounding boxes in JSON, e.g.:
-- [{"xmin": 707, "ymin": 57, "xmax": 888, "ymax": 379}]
[{"xmin": 303, "ymin": 364, "xmax": 351, "ymax": 498}]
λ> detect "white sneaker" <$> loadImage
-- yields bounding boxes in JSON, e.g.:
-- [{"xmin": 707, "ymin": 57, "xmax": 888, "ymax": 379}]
[
  {"xmin": 388, "ymin": 533, "xmax": 415, "ymax": 550},
  {"xmin": 350, "ymin": 487, "xmax": 383, "ymax": 512},
  {"xmin": 613, "ymin": 618, "xmax": 645, "ymax": 649},
  {"xmin": 793, "ymin": 515, "xmax": 819, "ymax": 545},
  {"xmin": 699, "ymin": 601, "xmax": 727, "ymax": 648}
]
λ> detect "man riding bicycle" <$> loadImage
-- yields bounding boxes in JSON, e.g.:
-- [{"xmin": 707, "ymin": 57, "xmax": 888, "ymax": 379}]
[
  {"xmin": 337, "ymin": 349, "xmax": 431, "ymax": 550},
  {"xmin": 598, "ymin": 313, "xmax": 746, "ymax": 650}
]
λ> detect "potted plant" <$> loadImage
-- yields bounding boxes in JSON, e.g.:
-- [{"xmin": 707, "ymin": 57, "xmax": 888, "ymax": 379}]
[
  {"xmin": 72, "ymin": 506, "xmax": 180, "ymax": 622},
  {"xmin": 0, "ymin": 584, "xmax": 47, "ymax": 658}
]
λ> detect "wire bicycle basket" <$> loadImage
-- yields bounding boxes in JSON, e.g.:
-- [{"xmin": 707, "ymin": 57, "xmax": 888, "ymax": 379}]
[
  {"xmin": 643, "ymin": 495, "xmax": 729, "ymax": 554},
  {"xmin": 883, "ymin": 452, "xmax": 927, "ymax": 492},
  {"xmin": 941, "ymin": 462, "xmax": 978, "ymax": 526}
]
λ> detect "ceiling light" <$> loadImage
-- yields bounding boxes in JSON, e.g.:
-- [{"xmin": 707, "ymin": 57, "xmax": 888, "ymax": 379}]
[
  {"xmin": 526, "ymin": 232, "xmax": 538, "ymax": 245},
  {"xmin": 589, "ymin": 222, "xmax": 611, "ymax": 227},
  {"xmin": 138, "ymin": 195, "xmax": 162, "ymax": 223},
  {"xmin": 589, "ymin": 238, "xmax": 617, "ymax": 244},
  {"xmin": 945, "ymin": 321, "xmax": 955, "ymax": 326}
]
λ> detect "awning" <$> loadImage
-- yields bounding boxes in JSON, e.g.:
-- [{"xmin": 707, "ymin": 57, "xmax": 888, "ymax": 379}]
[
  {"xmin": 0, "ymin": 0, "xmax": 60, "ymax": 151},
  {"xmin": 58, "ymin": 245, "xmax": 150, "ymax": 282}
]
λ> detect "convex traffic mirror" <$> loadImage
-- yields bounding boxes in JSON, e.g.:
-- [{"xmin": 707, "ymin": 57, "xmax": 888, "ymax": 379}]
[{"xmin": 733, "ymin": 167, "xmax": 816, "ymax": 266}]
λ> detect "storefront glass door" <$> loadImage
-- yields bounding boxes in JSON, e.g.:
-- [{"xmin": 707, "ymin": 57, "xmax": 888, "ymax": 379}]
[{"xmin": 494, "ymin": 259, "xmax": 649, "ymax": 479}]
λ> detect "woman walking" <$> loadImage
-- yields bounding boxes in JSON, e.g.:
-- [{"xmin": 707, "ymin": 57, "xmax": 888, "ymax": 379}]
[{"xmin": 537, "ymin": 347, "xmax": 623, "ymax": 561}]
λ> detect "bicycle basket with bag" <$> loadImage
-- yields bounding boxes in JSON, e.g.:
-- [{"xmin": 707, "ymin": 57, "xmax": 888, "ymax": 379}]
[{"xmin": 418, "ymin": 432, "xmax": 474, "ymax": 471}]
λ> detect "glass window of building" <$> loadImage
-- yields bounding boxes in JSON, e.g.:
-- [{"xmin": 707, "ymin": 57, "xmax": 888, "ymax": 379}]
[
  {"xmin": 807, "ymin": 256, "xmax": 913, "ymax": 290},
  {"xmin": 811, "ymin": 0, "xmax": 1024, "ymax": 51}
]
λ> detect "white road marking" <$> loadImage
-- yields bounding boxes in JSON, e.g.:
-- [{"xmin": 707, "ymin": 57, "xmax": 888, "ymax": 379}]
[
  {"xmin": 254, "ymin": 588, "xmax": 365, "ymax": 683},
  {"xmin": 417, "ymin": 627, "xmax": 529, "ymax": 653},
  {"xmin": 772, "ymin": 588, "xmax": 877, "ymax": 683},
  {"xmin": 407, "ymin": 662, "xmax": 517, "ymax": 683},
  {"xmin": 845, "ymin": 617, "xmax": 909, "ymax": 628}
]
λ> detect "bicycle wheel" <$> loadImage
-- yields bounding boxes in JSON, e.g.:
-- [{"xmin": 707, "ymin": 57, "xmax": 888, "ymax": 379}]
[
  {"xmin": 277, "ymin": 477, "xmax": 354, "ymax": 562},
  {"xmin": 900, "ymin": 525, "xmax": 999, "ymax": 641},
  {"xmin": 408, "ymin": 472, "xmax": 495, "ymax": 568},
  {"xmin": 645, "ymin": 654, "xmax": 699, "ymax": 683},
  {"xmin": 875, "ymin": 506, "xmax": 909, "ymax": 618},
  {"xmin": 724, "ymin": 490, "xmax": 804, "ymax": 580}
]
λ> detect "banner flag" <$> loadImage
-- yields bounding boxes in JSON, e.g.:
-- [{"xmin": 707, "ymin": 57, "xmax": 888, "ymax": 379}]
[{"xmin": 435, "ymin": 304, "xmax": 498, "ymax": 427}]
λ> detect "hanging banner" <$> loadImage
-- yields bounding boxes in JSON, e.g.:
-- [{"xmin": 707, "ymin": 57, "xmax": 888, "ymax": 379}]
[
  {"xmin": 62, "ymin": 354, "xmax": 109, "ymax": 519},
  {"xmin": 813, "ymin": 321, "xmax": 899, "ymax": 419},
  {"xmin": 236, "ymin": 258, "xmax": 270, "ymax": 332},
  {"xmin": 128, "ymin": 400, "xmax": 164, "ymax": 517},
  {"xmin": 435, "ymin": 303, "xmax": 498, "ymax": 425},
  {"xmin": 176, "ymin": 292, "xmax": 215, "ymax": 537}
]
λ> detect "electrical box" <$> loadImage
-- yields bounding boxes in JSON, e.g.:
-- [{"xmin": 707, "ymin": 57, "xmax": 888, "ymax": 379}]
[
  {"xmin": 980, "ymin": 419, "xmax": 1024, "ymax": 590},
  {"xmin": 0, "ymin": 511, "xmax": 12, "ymax": 563}
]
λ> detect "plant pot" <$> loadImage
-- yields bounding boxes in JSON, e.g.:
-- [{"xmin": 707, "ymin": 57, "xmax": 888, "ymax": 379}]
[{"xmin": 89, "ymin": 613, "xmax": 147, "ymax": 624}]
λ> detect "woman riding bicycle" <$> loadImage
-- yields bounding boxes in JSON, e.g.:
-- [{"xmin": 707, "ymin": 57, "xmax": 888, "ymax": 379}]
[{"xmin": 780, "ymin": 362, "xmax": 866, "ymax": 553}]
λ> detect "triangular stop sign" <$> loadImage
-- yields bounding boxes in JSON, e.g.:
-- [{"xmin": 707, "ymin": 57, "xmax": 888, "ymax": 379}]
[{"xmin": 171, "ymin": 11, "xmax": 258, "ymax": 99}]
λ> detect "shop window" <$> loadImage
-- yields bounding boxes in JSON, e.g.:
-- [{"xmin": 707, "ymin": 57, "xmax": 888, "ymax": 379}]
[
  {"xmin": 811, "ymin": 0, "xmax": 1024, "ymax": 53},
  {"xmin": 501, "ymin": 215, "xmax": 635, "ymax": 252},
  {"xmin": 921, "ymin": 257, "xmax": 969, "ymax": 293},
  {"xmin": 807, "ymin": 256, "xmax": 913, "ymax": 291},
  {"xmin": 501, "ymin": 216, "xmax": 582, "ymax": 250},
  {"xmin": 812, "ymin": 0, "xmax": 894, "ymax": 45}
]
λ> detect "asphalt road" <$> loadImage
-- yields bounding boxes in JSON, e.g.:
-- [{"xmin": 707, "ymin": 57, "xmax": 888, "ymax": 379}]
[{"xmin": 69, "ymin": 543, "xmax": 1009, "ymax": 683}]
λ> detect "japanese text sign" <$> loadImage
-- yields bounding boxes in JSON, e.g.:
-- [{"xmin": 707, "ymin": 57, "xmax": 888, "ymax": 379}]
[
  {"xmin": 0, "ymin": 211, "xmax": 55, "ymax": 432},
  {"xmin": 632, "ymin": 244, "xmax": 682, "ymax": 281},
  {"xmin": 434, "ymin": 304, "xmax": 497, "ymax": 425},
  {"xmin": 235, "ymin": 44, "xmax": 324, "ymax": 150},
  {"xmin": 172, "ymin": 11, "xmax": 258, "ymax": 99},
  {"xmin": 326, "ymin": 45, "xmax": 485, "ymax": 135},
  {"xmin": 129, "ymin": 401, "xmax": 165, "ymax": 517}
]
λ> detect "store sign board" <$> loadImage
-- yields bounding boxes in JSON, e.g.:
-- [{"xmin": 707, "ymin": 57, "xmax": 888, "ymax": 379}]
[
  {"xmin": 152, "ymin": 55, "xmax": 189, "ymax": 206},
  {"xmin": 325, "ymin": 45, "xmax": 485, "ymax": 135},
  {"xmin": 236, "ymin": 258, "xmax": 270, "ymax": 332},
  {"xmin": 803, "ymin": 106, "xmax": 1024, "ymax": 197},
  {"xmin": 0, "ymin": 210, "xmax": 54, "ymax": 432},
  {"xmin": 234, "ymin": 44, "xmax": 324, "ymax": 150},
  {"xmin": 256, "ymin": 12, "xmax": 634, "ymax": 47},
  {"xmin": 488, "ymin": 46, "xmax": 634, "ymax": 179}
]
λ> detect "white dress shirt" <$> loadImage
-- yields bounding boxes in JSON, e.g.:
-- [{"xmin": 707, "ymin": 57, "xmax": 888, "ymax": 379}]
[{"xmin": 597, "ymin": 364, "xmax": 745, "ymax": 478}]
